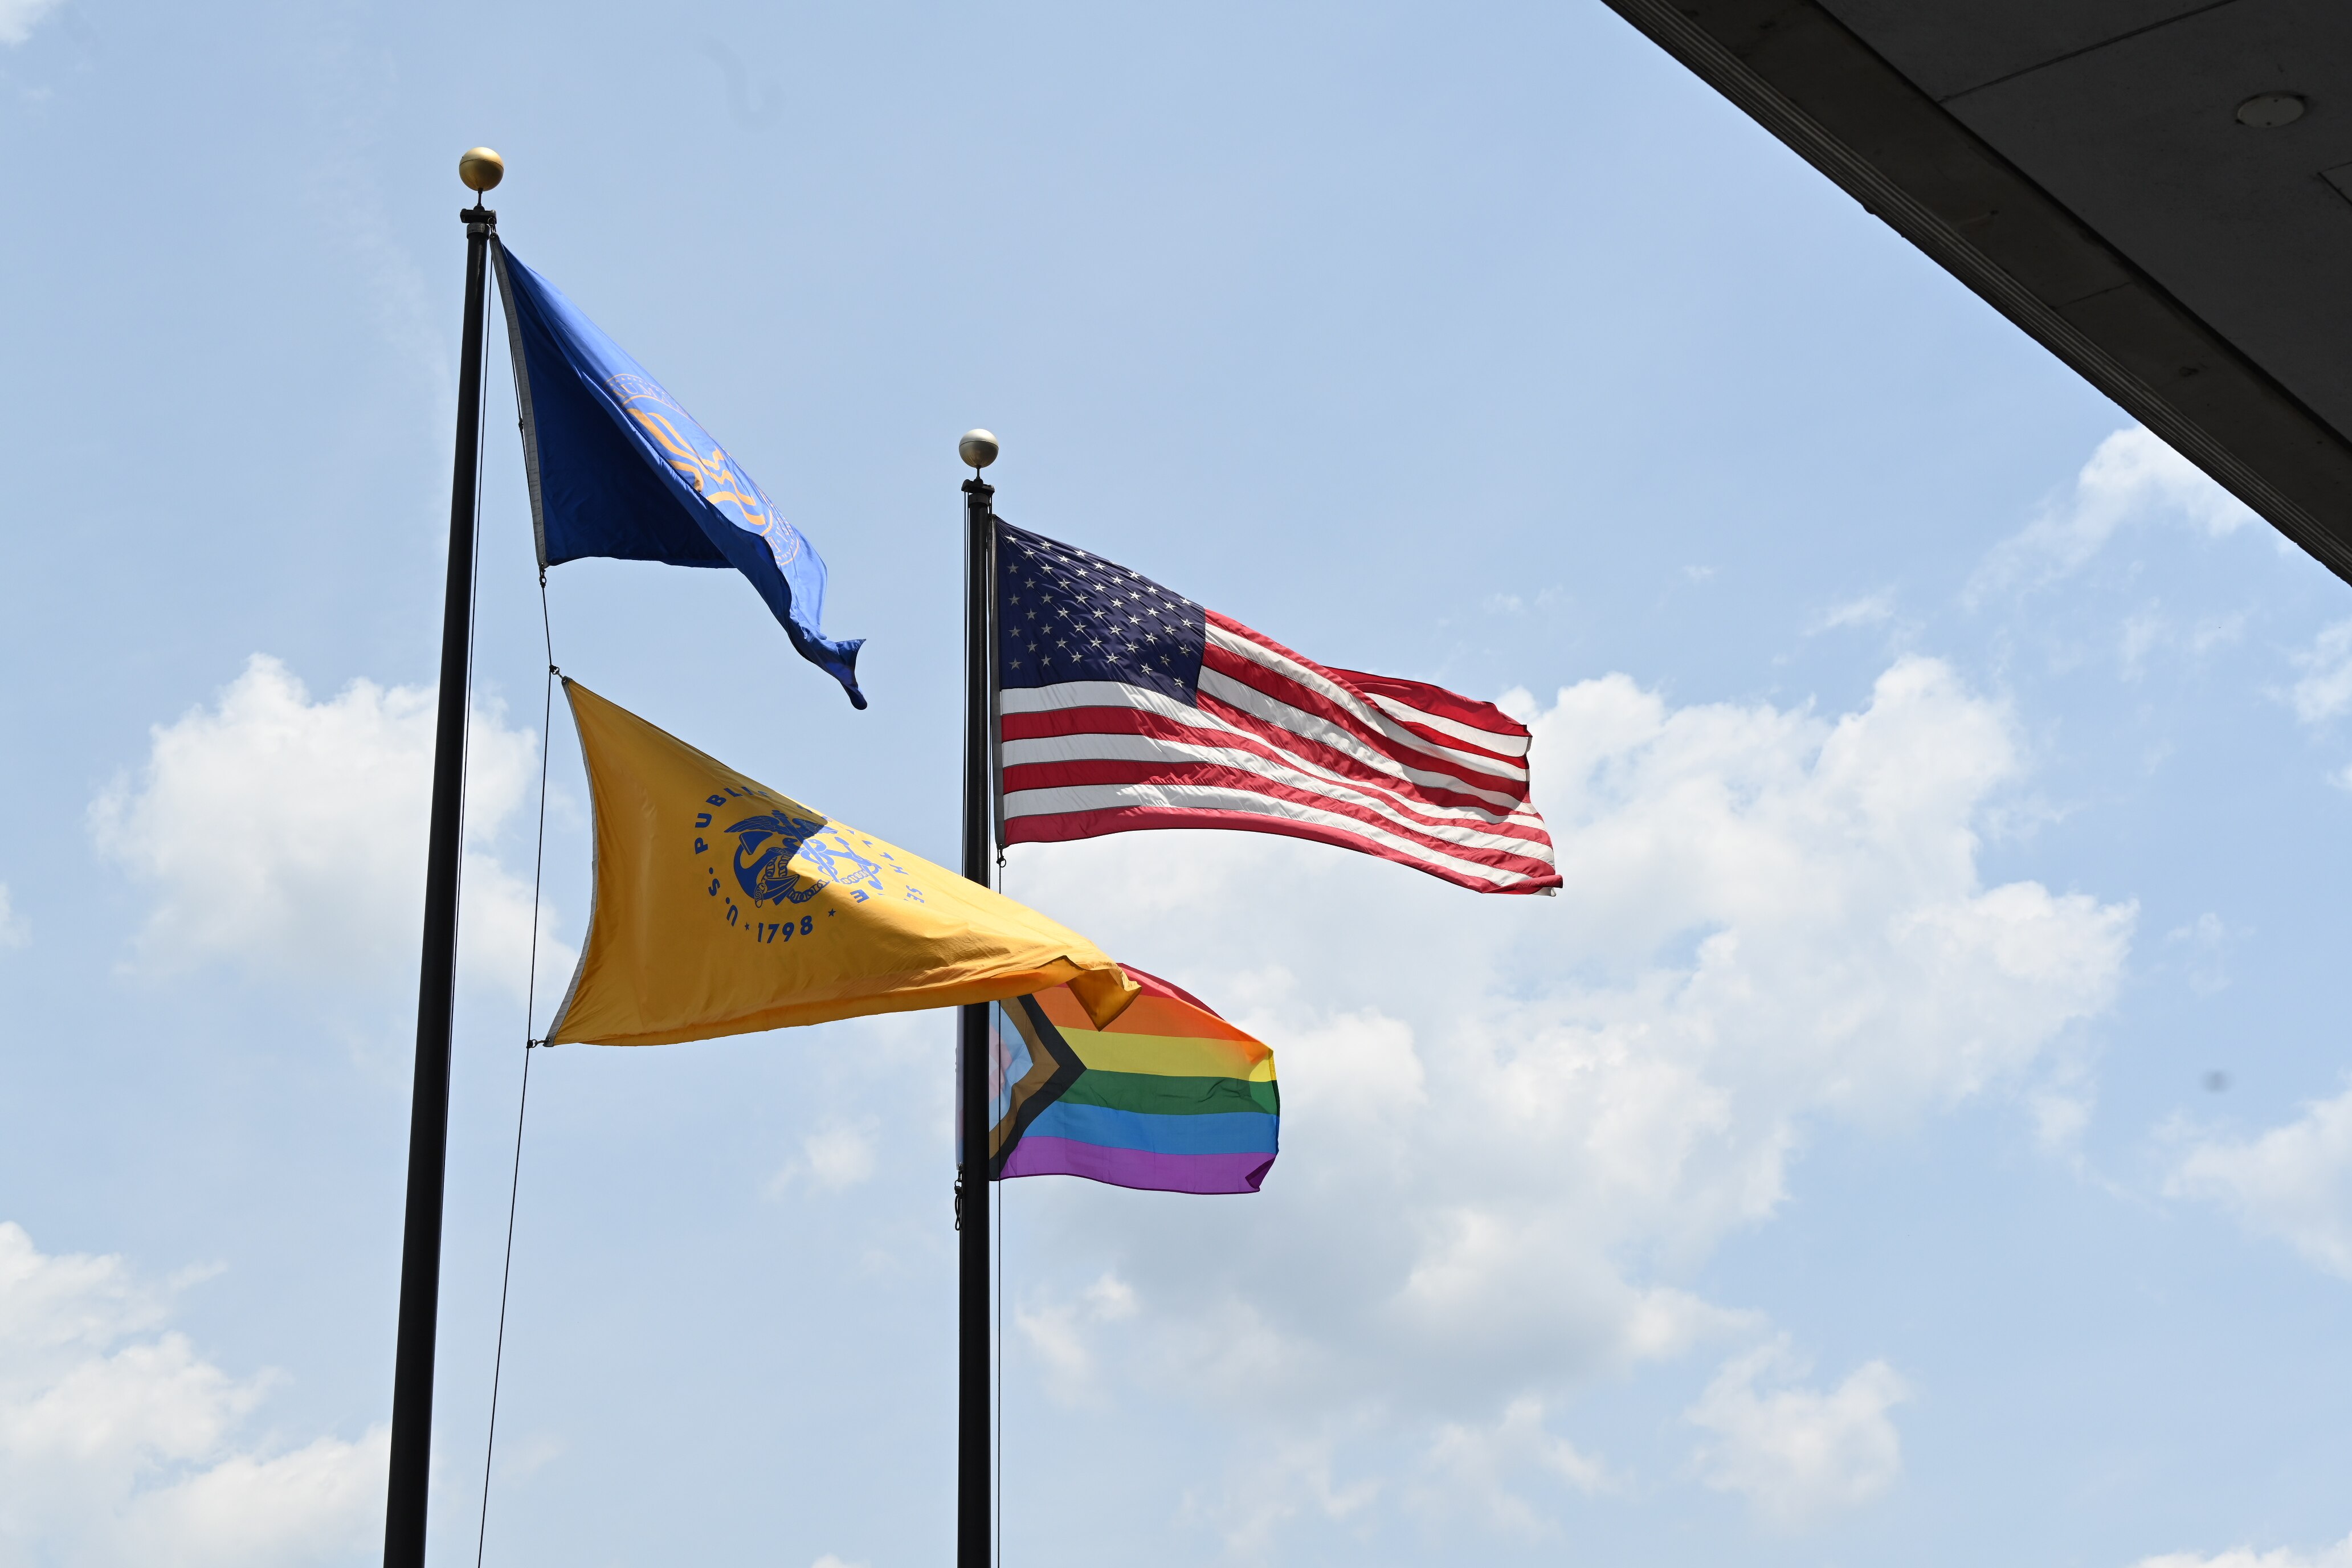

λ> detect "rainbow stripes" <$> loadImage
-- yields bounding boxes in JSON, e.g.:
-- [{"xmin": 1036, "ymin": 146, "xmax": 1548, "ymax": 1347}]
[{"xmin": 989, "ymin": 966, "xmax": 1276, "ymax": 1195}]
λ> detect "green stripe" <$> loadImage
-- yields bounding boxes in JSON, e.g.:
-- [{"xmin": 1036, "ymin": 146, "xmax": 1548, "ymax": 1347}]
[{"xmin": 1057, "ymin": 1070, "xmax": 1280, "ymax": 1118}]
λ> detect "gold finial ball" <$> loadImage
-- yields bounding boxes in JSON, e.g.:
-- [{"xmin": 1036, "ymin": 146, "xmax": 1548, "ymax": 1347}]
[
  {"xmin": 458, "ymin": 147, "xmax": 505, "ymax": 193},
  {"xmin": 959, "ymin": 429, "xmax": 1000, "ymax": 470}
]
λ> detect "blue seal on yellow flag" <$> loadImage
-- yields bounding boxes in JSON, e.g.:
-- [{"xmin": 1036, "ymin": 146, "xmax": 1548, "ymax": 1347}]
[
  {"xmin": 491, "ymin": 244, "xmax": 866, "ymax": 708},
  {"xmin": 720, "ymin": 809, "xmax": 829, "ymax": 904}
]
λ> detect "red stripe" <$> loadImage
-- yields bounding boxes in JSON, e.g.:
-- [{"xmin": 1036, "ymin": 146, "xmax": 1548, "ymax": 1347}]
[
  {"xmin": 1003, "ymin": 756, "xmax": 1557, "ymax": 856},
  {"xmin": 1003, "ymin": 805, "xmax": 1561, "ymax": 895},
  {"xmin": 1200, "ymin": 642, "xmax": 1525, "ymax": 794},
  {"xmin": 1116, "ymin": 963, "xmax": 1220, "ymax": 1016},
  {"xmin": 1003, "ymin": 771, "xmax": 1559, "ymax": 885},
  {"xmin": 1328, "ymin": 666, "xmax": 1533, "ymax": 740},
  {"xmin": 997, "ymin": 607, "xmax": 1561, "ymax": 896},
  {"xmin": 1194, "ymin": 688, "xmax": 1525, "ymax": 810},
  {"xmin": 1002, "ymin": 701, "xmax": 1537, "ymax": 824},
  {"xmin": 1207, "ymin": 612, "xmax": 1529, "ymax": 779},
  {"xmin": 1328, "ymin": 668, "xmax": 1530, "ymax": 761}
]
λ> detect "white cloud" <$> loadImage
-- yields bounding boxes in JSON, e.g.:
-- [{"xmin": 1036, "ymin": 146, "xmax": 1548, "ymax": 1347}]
[
  {"xmin": 1687, "ymin": 1339, "xmax": 1907, "ymax": 1528},
  {"xmin": 2289, "ymin": 622, "xmax": 2352, "ymax": 726},
  {"xmin": 1810, "ymin": 589, "xmax": 1896, "ymax": 634},
  {"xmin": 803, "ymin": 1124, "xmax": 877, "ymax": 1190},
  {"xmin": 766, "ymin": 1120, "xmax": 882, "ymax": 1198},
  {"xmin": 998, "ymin": 654, "xmax": 2130, "ymax": 1542},
  {"xmin": 1486, "ymin": 587, "xmax": 1563, "ymax": 616},
  {"xmin": 2190, "ymin": 612, "xmax": 2249, "ymax": 655},
  {"xmin": 0, "ymin": 0, "xmax": 64, "ymax": 47},
  {"xmin": 2133, "ymin": 1534, "xmax": 2352, "ymax": 1568},
  {"xmin": 0, "ymin": 884, "xmax": 25, "ymax": 948},
  {"xmin": 2121, "ymin": 609, "xmax": 2166, "ymax": 679},
  {"xmin": 1015, "ymin": 1272, "xmax": 1139, "ymax": 1408},
  {"xmin": 2027, "ymin": 1065, "xmax": 2096, "ymax": 1152},
  {"xmin": 491, "ymin": 1430, "xmax": 563, "ymax": 1483},
  {"xmin": 89, "ymin": 655, "xmax": 568, "ymax": 1001},
  {"xmin": 1415, "ymin": 1397, "xmax": 1611, "ymax": 1536},
  {"xmin": 1971, "ymin": 426, "xmax": 2256, "ymax": 598},
  {"xmin": 2117, "ymin": 605, "xmax": 2247, "ymax": 682},
  {"xmin": 1176, "ymin": 1430, "xmax": 1377, "ymax": 1559},
  {"xmin": 2170, "ymin": 1083, "xmax": 2352, "ymax": 1279},
  {"xmin": 2166, "ymin": 912, "xmax": 2235, "ymax": 997},
  {"xmin": 0, "ymin": 1220, "xmax": 383, "ymax": 1567},
  {"xmin": 810, "ymin": 1557, "xmax": 869, "ymax": 1568}
]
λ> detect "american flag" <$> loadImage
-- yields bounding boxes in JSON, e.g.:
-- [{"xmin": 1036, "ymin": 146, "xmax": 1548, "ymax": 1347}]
[{"xmin": 993, "ymin": 521, "xmax": 1561, "ymax": 895}]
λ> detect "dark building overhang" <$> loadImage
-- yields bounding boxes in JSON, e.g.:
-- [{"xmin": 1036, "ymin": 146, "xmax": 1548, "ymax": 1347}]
[{"xmin": 1599, "ymin": 0, "xmax": 2352, "ymax": 586}]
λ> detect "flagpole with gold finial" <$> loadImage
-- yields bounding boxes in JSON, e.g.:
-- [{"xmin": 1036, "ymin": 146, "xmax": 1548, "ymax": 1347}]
[
  {"xmin": 382, "ymin": 144, "xmax": 504, "ymax": 1568},
  {"xmin": 958, "ymin": 427, "xmax": 1001, "ymax": 1568}
]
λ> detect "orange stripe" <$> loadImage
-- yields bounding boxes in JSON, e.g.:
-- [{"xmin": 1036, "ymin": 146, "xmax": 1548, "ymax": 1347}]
[{"xmin": 1034, "ymin": 987, "xmax": 1256, "ymax": 1042}]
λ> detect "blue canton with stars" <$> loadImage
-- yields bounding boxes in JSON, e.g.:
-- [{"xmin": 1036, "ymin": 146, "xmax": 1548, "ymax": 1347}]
[{"xmin": 994, "ymin": 521, "xmax": 1208, "ymax": 705}]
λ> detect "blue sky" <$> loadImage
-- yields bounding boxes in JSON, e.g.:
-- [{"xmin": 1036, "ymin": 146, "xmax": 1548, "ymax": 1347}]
[{"xmin": 6, "ymin": 1, "xmax": 2352, "ymax": 1565}]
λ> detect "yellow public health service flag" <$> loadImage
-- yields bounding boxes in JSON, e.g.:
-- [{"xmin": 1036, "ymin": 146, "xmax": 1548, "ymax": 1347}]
[{"xmin": 545, "ymin": 679, "xmax": 1137, "ymax": 1046}]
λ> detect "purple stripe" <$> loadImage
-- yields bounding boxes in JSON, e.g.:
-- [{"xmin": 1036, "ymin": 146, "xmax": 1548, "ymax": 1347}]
[{"xmin": 998, "ymin": 1136, "xmax": 1273, "ymax": 1195}]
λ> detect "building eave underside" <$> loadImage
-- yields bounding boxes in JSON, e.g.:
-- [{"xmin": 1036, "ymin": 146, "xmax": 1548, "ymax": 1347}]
[{"xmin": 1600, "ymin": 0, "xmax": 2352, "ymax": 588}]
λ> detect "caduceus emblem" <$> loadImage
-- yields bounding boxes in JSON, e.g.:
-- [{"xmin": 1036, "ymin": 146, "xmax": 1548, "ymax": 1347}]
[
  {"xmin": 795, "ymin": 833, "xmax": 886, "ymax": 891},
  {"xmin": 606, "ymin": 372, "xmax": 803, "ymax": 568},
  {"xmin": 726, "ymin": 811, "xmax": 830, "ymax": 906}
]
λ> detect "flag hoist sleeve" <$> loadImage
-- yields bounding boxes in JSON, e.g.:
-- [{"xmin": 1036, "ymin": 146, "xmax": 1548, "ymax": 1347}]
[{"xmin": 544, "ymin": 680, "xmax": 1136, "ymax": 1046}]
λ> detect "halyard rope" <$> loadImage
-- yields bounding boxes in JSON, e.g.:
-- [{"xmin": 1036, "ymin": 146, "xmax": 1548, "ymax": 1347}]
[{"xmin": 473, "ymin": 276, "xmax": 558, "ymax": 1563}]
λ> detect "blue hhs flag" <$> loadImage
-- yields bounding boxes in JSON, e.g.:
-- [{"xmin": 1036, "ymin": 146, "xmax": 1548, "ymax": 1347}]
[{"xmin": 492, "ymin": 244, "xmax": 865, "ymax": 708}]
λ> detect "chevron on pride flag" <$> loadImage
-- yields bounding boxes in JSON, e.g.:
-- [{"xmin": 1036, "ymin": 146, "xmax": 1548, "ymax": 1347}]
[{"xmin": 989, "ymin": 965, "xmax": 1276, "ymax": 1196}]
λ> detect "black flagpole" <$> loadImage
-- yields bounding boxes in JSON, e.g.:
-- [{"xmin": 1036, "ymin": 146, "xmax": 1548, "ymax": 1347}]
[
  {"xmin": 958, "ymin": 430, "xmax": 1001, "ymax": 1568},
  {"xmin": 383, "ymin": 154, "xmax": 502, "ymax": 1568}
]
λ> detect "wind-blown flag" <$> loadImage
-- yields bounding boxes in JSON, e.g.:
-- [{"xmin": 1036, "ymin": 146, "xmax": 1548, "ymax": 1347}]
[
  {"xmin": 492, "ymin": 244, "xmax": 866, "ymax": 708},
  {"xmin": 993, "ymin": 523, "xmax": 1560, "ymax": 894},
  {"xmin": 545, "ymin": 680, "xmax": 1134, "ymax": 1046},
  {"xmin": 989, "ymin": 966, "xmax": 1276, "ymax": 1194}
]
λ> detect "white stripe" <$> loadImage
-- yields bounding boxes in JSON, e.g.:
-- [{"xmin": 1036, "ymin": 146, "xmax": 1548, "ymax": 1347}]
[
  {"xmin": 1359, "ymin": 690, "xmax": 1530, "ymax": 757},
  {"xmin": 1002, "ymin": 680, "xmax": 1527, "ymax": 813},
  {"xmin": 1004, "ymin": 781, "xmax": 1552, "ymax": 889},
  {"xmin": 1198, "ymin": 669, "xmax": 1528, "ymax": 806},
  {"xmin": 1207, "ymin": 623, "xmax": 1530, "ymax": 782},
  {"xmin": 1002, "ymin": 731, "xmax": 1557, "ymax": 859},
  {"xmin": 1005, "ymin": 727, "xmax": 1535, "ymax": 843}
]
